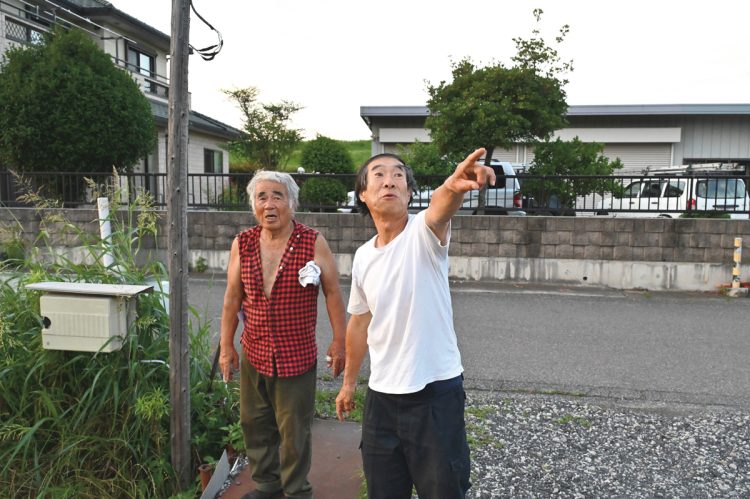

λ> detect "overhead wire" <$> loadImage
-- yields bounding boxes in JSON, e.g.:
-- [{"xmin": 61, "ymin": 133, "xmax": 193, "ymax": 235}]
[{"xmin": 189, "ymin": 0, "xmax": 222, "ymax": 61}]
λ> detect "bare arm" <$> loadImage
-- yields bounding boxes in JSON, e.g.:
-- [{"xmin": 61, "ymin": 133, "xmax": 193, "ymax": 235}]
[
  {"xmin": 335, "ymin": 311, "xmax": 372, "ymax": 421},
  {"xmin": 315, "ymin": 234, "xmax": 347, "ymax": 378},
  {"xmin": 219, "ymin": 237, "xmax": 243, "ymax": 382},
  {"xmin": 425, "ymin": 147, "xmax": 496, "ymax": 243}
]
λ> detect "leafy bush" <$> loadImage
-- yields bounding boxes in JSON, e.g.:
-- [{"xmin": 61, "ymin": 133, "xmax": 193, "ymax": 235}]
[
  {"xmin": 301, "ymin": 135, "xmax": 354, "ymax": 174},
  {"xmin": 525, "ymin": 137, "xmax": 624, "ymax": 209},
  {"xmin": 0, "ymin": 180, "xmax": 238, "ymax": 497},
  {"xmin": 300, "ymin": 177, "xmax": 348, "ymax": 211}
]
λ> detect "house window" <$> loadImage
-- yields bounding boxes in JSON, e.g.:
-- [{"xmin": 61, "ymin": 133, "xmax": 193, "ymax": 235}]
[
  {"xmin": 204, "ymin": 149, "xmax": 223, "ymax": 174},
  {"xmin": 127, "ymin": 46, "xmax": 156, "ymax": 93}
]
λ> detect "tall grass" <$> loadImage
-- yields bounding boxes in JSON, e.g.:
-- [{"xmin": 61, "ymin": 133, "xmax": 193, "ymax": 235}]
[{"xmin": 0, "ymin": 177, "xmax": 238, "ymax": 497}]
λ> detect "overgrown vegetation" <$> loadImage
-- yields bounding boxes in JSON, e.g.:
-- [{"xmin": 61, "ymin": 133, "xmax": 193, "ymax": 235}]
[{"xmin": 0, "ymin": 179, "xmax": 238, "ymax": 497}]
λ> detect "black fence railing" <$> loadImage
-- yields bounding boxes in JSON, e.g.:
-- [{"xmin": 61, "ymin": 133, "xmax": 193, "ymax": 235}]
[{"xmin": 1, "ymin": 170, "xmax": 748, "ymax": 218}]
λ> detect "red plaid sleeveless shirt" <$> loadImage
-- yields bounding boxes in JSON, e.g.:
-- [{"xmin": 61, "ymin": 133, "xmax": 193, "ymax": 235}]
[{"xmin": 238, "ymin": 221, "xmax": 319, "ymax": 377}]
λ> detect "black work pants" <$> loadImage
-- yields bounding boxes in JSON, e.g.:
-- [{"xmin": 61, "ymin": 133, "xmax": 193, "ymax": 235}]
[{"xmin": 361, "ymin": 378, "xmax": 471, "ymax": 499}]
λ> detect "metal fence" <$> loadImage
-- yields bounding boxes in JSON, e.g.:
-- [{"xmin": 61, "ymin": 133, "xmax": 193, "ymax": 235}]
[{"xmin": 1, "ymin": 169, "xmax": 748, "ymax": 218}]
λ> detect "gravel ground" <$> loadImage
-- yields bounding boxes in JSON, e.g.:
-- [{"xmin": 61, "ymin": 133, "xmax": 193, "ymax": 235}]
[
  {"xmin": 219, "ymin": 384, "xmax": 750, "ymax": 498},
  {"xmin": 464, "ymin": 391, "xmax": 750, "ymax": 498}
]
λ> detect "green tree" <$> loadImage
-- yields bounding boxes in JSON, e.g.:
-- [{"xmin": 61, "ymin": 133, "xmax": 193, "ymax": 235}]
[
  {"xmin": 300, "ymin": 135, "xmax": 354, "ymax": 174},
  {"xmin": 425, "ymin": 9, "xmax": 570, "ymax": 162},
  {"xmin": 0, "ymin": 28, "xmax": 155, "ymax": 174},
  {"xmin": 224, "ymin": 87, "xmax": 302, "ymax": 170},
  {"xmin": 425, "ymin": 9, "xmax": 571, "ymax": 213},
  {"xmin": 397, "ymin": 141, "xmax": 458, "ymax": 188},
  {"xmin": 524, "ymin": 137, "xmax": 623, "ymax": 212}
]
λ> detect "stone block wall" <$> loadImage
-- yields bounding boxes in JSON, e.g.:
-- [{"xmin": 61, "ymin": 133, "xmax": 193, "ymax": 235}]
[{"xmin": 2, "ymin": 208, "xmax": 749, "ymax": 290}]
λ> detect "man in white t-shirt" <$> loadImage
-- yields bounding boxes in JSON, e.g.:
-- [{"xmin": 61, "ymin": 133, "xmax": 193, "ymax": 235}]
[{"xmin": 335, "ymin": 148, "xmax": 495, "ymax": 499}]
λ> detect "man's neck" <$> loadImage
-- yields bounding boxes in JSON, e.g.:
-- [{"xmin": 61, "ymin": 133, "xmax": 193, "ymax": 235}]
[
  {"xmin": 260, "ymin": 220, "xmax": 294, "ymax": 242},
  {"xmin": 372, "ymin": 211, "xmax": 409, "ymax": 248}
]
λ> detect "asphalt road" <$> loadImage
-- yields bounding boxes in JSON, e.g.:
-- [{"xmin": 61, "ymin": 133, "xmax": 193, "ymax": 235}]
[{"xmin": 189, "ymin": 275, "xmax": 750, "ymax": 409}]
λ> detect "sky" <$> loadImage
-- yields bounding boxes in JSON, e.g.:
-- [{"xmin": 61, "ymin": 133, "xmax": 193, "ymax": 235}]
[{"xmin": 113, "ymin": 0, "xmax": 750, "ymax": 141}]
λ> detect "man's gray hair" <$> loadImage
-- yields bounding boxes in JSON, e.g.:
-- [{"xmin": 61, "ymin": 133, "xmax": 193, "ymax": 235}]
[{"xmin": 246, "ymin": 170, "xmax": 300, "ymax": 211}]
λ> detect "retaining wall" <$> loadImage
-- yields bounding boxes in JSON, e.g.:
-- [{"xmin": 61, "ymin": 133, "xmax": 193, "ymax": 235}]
[{"xmin": 2, "ymin": 208, "xmax": 748, "ymax": 291}]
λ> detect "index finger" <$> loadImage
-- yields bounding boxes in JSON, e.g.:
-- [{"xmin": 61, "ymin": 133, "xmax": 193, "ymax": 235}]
[{"xmin": 462, "ymin": 148, "xmax": 486, "ymax": 169}]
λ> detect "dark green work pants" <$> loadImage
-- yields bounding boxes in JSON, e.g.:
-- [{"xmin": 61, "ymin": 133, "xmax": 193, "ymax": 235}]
[{"xmin": 240, "ymin": 355, "xmax": 316, "ymax": 499}]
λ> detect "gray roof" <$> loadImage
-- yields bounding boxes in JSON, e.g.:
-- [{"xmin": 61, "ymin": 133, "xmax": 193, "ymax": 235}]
[
  {"xmin": 149, "ymin": 99, "xmax": 243, "ymax": 140},
  {"xmin": 360, "ymin": 104, "xmax": 750, "ymax": 120},
  {"xmin": 54, "ymin": 0, "xmax": 169, "ymax": 45}
]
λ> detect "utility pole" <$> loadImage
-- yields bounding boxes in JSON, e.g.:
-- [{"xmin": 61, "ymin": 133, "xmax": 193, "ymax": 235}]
[{"xmin": 168, "ymin": 0, "xmax": 191, "ymax": 489}]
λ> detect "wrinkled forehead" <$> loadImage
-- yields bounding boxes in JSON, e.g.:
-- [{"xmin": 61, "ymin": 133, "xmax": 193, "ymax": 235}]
[
  {"xmin": 367, "ymin": 158, "xmax": 406, "ymax": 175},
  {"xmin": 254, "ymin": 180, "xmax": 288, "ymax": 197}
]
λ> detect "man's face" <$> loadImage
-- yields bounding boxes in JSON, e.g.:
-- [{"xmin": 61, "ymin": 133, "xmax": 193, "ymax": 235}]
[
  {"xmin": 359, "ymin": 157, "xmax": 411, "ymax": 216},
  {"xmin": 253, "ymin": 180, "xmax": 292, "ymax": 230}
]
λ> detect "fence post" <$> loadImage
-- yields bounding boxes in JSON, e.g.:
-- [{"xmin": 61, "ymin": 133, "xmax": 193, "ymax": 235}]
[{"xmin": 732, "ymin": 237, "xmax": 742, "ymax": 289}]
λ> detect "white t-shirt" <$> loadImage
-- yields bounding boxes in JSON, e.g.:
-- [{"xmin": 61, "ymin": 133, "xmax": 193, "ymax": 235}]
[{"xmin": 348, "ymin": 210, "xmax": 463, "ymax": 394}]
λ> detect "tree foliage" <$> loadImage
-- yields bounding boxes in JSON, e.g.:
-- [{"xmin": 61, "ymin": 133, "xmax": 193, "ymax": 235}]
[
  {"xmin": 524, "ymin": 137, "xmax": 624, "ymax": 208},
  {"xmin": 397, "ymin": 141, "xmax": 457, "ymax": 177},
  {"xmin": 299, "ymin": 177, "xmax": 348, "ymax": 210},
  {"xmin": 224, "ymin": 87, "xmax": 303, "ymax": 171},
  {"xmin": 300, "ymin": 135, "xmax": 354, "ymax": 174},
  {"xmin": 0, "ymin": 28, "xmax": 155, "ymax": 173},
  {"xmin": 397, "ymin": 141, "xmax": 458, "ymax": 188},
  {"xmin": 425, "ymin": 9, "xmax": 571, "ymax": 162}
]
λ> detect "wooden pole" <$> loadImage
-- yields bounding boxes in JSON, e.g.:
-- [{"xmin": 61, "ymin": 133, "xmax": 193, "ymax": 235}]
[{"xmin": 168, "ymin": 0, "xmax": 191, "ymax": 489}]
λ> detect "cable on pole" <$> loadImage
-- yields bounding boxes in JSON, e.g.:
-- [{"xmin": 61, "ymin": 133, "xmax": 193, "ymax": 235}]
[{"xmin": 189, "ymin": 0, "xmax": 223, "ymax": 61}]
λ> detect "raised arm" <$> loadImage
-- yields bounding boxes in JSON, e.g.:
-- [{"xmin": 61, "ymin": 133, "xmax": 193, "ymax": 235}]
[
  {"xmin": 425, "ymin": 147, "xmax": 496, "ymax": 243},
  {"xmin": 335, "ymin": 311, "xmax": 372, "ymax": 421},
  {"xmin": 219, "ymin": 237, "xmax": 243, "ymax": 382},
  {"xmin": 315, "ymin": 234, "xmax": 347, "ymax": 378}
]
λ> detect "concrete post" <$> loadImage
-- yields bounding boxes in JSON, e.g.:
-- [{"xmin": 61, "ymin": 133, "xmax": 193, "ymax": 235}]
[{"xmin": 732, "ymin": 237, "xmax": 742, "ymax": 289}]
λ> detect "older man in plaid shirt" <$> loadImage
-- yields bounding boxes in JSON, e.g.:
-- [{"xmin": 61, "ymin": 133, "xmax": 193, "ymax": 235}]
[{"xmin": 220, "ymin": 170, "xmax": 346, "ymax": 499}]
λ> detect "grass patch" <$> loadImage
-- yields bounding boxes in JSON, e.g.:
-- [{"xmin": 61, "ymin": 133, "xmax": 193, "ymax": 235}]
[
  {"xmin": 315, "ymin": 387, "xmax": 366, "ymax": 422},
  {"xmin": 554, "ymin": 414, "xmax": 592, "ymax": 428},
  {"xmin": 466, "ymin": 421, "xmax": 504, "ymax": 450},
  {"xmin": 466, "ymin": 405, "xmax": 495, "ymax": 419}
]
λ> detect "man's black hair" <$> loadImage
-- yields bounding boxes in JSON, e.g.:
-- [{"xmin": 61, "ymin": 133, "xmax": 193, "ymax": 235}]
[{"xmin": 354, "ymin": 153, "xmax": 418, "ymax": 217}]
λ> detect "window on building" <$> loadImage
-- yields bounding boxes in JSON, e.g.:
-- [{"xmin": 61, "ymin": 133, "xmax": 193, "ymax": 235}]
[
  {"xmin": 127, "ymin": 46, "xmax": 156, "ymax": 93},
  {"xmin": 204, "ymin": 149, "xmax": 223, "ymax": 174}
]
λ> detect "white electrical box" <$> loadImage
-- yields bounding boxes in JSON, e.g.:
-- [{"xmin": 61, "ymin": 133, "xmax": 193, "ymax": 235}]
[{"xmin": 26, "ymin": 282, "xmax": 153, "ymax": 353}]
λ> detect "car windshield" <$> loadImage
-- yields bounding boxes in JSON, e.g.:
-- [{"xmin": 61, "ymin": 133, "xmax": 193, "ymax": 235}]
[{"xmin": 695, "ymin": 178, "xmax": 747, "ymax": 199}]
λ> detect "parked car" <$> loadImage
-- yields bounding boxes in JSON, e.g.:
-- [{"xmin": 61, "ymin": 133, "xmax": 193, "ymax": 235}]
[
  {"xmin": 690, "ymin": 177, "xmax": 750, "ymax": 219},
  {"xmin": 595, "ymin": 178, "xmax": 689, "ymax": 218},
  {"xmin": 596, "ymin": 176, "xmax": 750, "ymax": 218}
]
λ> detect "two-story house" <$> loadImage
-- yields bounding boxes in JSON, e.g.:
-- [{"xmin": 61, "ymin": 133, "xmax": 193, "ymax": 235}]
[{"xmin": 0, "ymin": 0, "xmax": 242, "ymax": 203}]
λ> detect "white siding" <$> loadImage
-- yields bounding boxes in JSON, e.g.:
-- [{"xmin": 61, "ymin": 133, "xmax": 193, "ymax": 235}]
[
  {"xmin": 602, "ymin": 144, "xmax": 672, "ymax": 173},
  {"xmin": 554, "ymin": 127, "xmax": 681, "ymax": 143},
  {"xmin": 379, "ymin": 128, "xmax": 431, "ymax": 143}
]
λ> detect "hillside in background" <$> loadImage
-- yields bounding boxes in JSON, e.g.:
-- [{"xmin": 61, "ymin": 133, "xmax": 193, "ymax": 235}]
[{"xmin": 230, "ymin": 139, "xmax": 371, "ymax": 173}]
